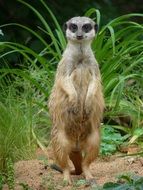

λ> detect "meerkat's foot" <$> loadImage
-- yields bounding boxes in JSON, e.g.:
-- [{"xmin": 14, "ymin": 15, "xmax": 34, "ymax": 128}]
[
  {"xmin": 63, "ymin": 169, "xmax": 72, "ymax": 185},
  {"xmin": 83, "ymin": 170, "xmax": 96, "ymax": 186},
  {"xmin": 84, "ymin": 171, "xmax": 94, "ymax": 180},
  {"xmin": 83, "ymin": 165, "xmax": 94, "ymax": 180}
]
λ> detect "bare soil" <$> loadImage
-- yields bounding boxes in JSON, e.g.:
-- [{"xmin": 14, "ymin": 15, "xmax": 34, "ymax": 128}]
[{"xmin": 3, "ymin": 148, "xmax": 143, "ymax": 190}]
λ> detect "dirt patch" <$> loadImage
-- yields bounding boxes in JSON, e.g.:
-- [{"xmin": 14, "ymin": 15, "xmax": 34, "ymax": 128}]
[{"xmin": 3, "ymin": 148, "xmax": 143, "ymax": 190}]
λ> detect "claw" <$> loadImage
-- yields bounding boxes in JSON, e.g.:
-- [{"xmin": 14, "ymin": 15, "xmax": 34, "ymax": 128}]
[
  {"xmin": 68, "ymin": 106, "xmax": 79, "ymax": 115},
  {"xmin": 83, "ymin": 108, "xmax": 91, "ymax": 121}
]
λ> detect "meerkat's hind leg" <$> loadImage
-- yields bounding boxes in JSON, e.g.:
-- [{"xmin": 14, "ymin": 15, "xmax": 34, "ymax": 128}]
[
  {"xmin": 82, "ymin": 129, "xmax": 100, "ymax": 183},
  {"xmin": 56, "ymin": 151, "xmax": 72, "ymax": 184},
  {"xmin": 52, "ymin": 153, "xmax": 71, "ymax": 184},
  {"xmin": 52, "ymin": 131, "xmax": 72, "ymax": 184}
]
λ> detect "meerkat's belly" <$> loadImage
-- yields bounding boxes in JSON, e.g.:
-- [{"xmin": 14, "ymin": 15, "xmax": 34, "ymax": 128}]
[
  {"xmin": 62, "ymin": 65, "xmax": 93, "ymax": 144},
  {"xmin": 71, "ymin": 64, "xmax": 92, "ymax": 103}
]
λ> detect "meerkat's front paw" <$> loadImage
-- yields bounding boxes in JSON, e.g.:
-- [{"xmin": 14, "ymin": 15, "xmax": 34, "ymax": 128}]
[
  {"xmin": 83, "ymin": 99, "xmax": 92, "ymax": 120},
  {"xmin": 68, "ymin": 95, "xmax": 79, "ymax": 114},
  {"xmin": 83, "ymin": 108, "xmax": 91, "ymax": 121},
  {"xmin": 68, "ymin": 103, "xmax": 79, "ymax": 114}
]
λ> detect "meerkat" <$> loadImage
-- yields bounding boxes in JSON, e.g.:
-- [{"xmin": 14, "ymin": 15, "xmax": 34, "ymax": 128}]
[{"xmin": 48, "ymin": 16, "xmax": 104, "ymax": 185}]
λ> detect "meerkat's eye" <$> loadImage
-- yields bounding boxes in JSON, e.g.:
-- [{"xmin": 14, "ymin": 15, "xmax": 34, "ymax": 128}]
[
  {"xmin": 82, "ymin": 24, "xmax": 92, "ymax": 33},
  {"xmin": 69, "ymin": 23, "xmax": 78, "ymax": 33}
]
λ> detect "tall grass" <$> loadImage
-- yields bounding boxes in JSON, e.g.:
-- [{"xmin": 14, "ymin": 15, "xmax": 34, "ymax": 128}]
[
  {"xmin": 0, "ymin": 93, "xmax": 35, "ymax": 171},
  {"xmin": 86, "ymin": 9, "xmax": 143, "ymax": 131},
  {"xmin": 0, "ymin": 0, "xmax": 143, "ymax": 165},
  {"xmin": 0, "ymin": 72, "xmax": 51, "ymax": 171}
]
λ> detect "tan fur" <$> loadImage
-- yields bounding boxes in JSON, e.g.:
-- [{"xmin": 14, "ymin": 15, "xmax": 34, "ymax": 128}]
[{"xmin": 48, "ymin": 17, "xmax": 104, "ymax": 184}]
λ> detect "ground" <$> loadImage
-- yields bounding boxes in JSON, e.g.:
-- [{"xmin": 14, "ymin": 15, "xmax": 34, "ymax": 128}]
[{"xmin": 3, "ymin": 147, "xmax": 143, "ymax": 190}]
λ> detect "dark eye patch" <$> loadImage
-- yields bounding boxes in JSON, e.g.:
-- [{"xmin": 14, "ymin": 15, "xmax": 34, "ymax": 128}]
[
  {"xmin": 82, "ymin": 23, "xmax": 92, "ymax": 33},
  {"xmin": 69, "ymin": 23, "xmax": 78, "ymax": 33}
]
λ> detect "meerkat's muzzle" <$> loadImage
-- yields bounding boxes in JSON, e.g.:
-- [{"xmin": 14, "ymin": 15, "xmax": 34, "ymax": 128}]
[{"xmin": 77, "ymin": 35, "xmax": 83, "ymax": 40}]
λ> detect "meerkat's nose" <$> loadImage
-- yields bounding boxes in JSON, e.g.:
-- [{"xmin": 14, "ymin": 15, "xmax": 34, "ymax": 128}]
[{"xmin": 77, "ymin": 35, "xmax": 83, "ymax": 40}]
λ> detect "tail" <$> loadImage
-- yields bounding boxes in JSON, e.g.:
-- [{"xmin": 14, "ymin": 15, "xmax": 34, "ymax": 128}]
[
  {"xmin": 50, "ymin": 151, "xmax": 82, "ymax": 175},
  {"xmin": 50, "ymin": 164, "xmax": 63, "ymax": 173}
]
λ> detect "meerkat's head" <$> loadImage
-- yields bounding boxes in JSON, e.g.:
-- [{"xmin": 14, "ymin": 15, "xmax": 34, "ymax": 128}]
[{"xmin": 64, "ymin": 16, "xmax": 98, "ymax": 43}]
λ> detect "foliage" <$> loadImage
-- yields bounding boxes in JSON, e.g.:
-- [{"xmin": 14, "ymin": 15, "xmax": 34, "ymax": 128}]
[
  {"xmin": 6, "ymin": 158, "xmax": 15, "ymax": 190},
  {"xmin": 86, "ymin": 9, "xmax": 143, "ymax": 143},
  {"xmin": 100, "ymin": 125, "xmax": 128, "ymax": 156},
  {"xmin": 0, "ymin": 158, "xmax": 15, "ymax": 190},
  {"xmin": 0, "ymin": 173, "xmax": 4, "ymax": 190},
  {"xmin": 92, "ymin": 173, "xmax": 143, "ymax": 190},
  {"xmin": 91, "ymin": 11, "xmax": 143, "ymax": 122}
]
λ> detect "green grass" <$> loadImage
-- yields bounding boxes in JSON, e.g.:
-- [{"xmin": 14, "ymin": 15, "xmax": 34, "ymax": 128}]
[
  {"xmin": 0, "ymin": 74, "xmax": 51, "ymax": 172},
  {"xmin": 0, "ymin": 96, "xmax": 35, "ymax": 171}
]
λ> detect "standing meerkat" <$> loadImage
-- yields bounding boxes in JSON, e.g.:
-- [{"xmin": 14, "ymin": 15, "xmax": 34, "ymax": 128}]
[{"xmin": 48, "ymin": 16, "xmax": 104, "ymax": 184}]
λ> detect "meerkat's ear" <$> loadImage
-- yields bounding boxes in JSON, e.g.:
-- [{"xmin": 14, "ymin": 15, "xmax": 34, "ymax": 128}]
[
  {"xmin": 94, "ymin": 23, "xmax": 98, "ymax": 33},
  {"xmin": 63, "ymin": 23, "xmax": 67, "ymax": 32}
]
